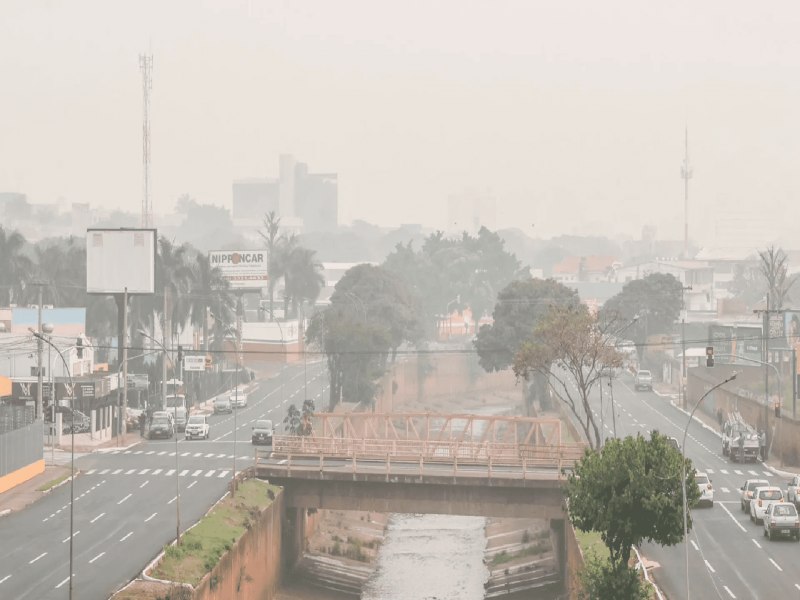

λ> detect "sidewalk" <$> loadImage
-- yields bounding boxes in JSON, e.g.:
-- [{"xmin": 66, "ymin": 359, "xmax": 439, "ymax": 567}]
[
  {"xmin": 0, "ymin": 464, "xmax": 73, "ymax": 516},
  {"xmin": 652, "ymin": 381, "xmax": 800, "ymax": 478}
]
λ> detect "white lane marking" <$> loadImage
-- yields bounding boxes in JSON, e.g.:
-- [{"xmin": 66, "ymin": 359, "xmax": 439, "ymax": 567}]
[
  {"xmin": 166, "ymin": 469, "xmax": 175, "ymax": 476},
  {"xmin": 168, "ymin": 496, "xmax": 178, "ymax": 504},
  {"xmin": 88, "ymin": 552, "xmax": 105, "ymax": 564},
  {"xmin": 795, "ymin": 584, "xmax": 800, "ymax": 591},
  {"xmin": 734, "ymin": 470, "xmax": 743, "ymax": 475},
  {"xmin": 120, "ymin": 532, "xmax": 133, "ymax": 542},
  {"xmin": 144, "ymin": 512, "xmax": 157, "ymax": 522},
  {"xmin": 0, "ymin": 575, "xmax": 10, "ymax": 584},
  {"xmin": 690, "ymin": 540, "xmax": 699, "ymax": 551},
  {"xmin": 719, "ymin": 498, "xmax": 748, "ymax": 532},
  {"xmin": 125, "ymin": 469, "xmax": 136, "ymax": 475},
  {"xmin": 134, "ymin": 450, "xmax": 143, "ymax": 455},
  {"xmin": 55, "ymin": 576, "xmax": 70, "ymax": 589},
  {"xmin": 191, "ymin": 469, "xmax": 203, "ymax": 477},
  {"xmin": 763, "ymin": 471, "xmax": 772, "ymax": 477},
  {"xmin": 85, "ymin": 469, "xmax": 96, "ymax": 475},
  {"xmin": 721, "ymin": 487, "xmax": 730, "ymax": 493},
  {"xmin": 29, "ymin": 552, "xmax": 47, "ymax": 564},
  {"xmin": 704, "ymin": 560, "xmax": 715, "ymax": 573},
  {"xmin": 205, "ymin": 470, "xmax": 216, "ymax": 477},
  {"xmin": 146, "ymin": 451, "xmax": 155, "ymax": 455},
  {"xmin": 748, "ymin": 470, "xmax": 758, "ymax": 476},
  {"xmin": 218, "ymin": 470, "xmax": 229, "ymax": 478},
  {"xmin": 117, "ymin": 493, "xmax": 132, "ymax": 505},
  {"xmin": 139, "ymin": 469, "xmax": 150, "ymax": 475},
  {"xmin": 193, "ymin": 452, "xmax": 203, "ymax": 457},
  {"xmin": 180, "ymin": 452, "xmax": 190, "ymax": 457},
  {"xmin": 723, "ymin": 586, "xmax": 736, "ymax": 598},
  {"xmin": 216, "ymin": 454, "xmax": 226, "ymax": 459},
  {"xmin": 62, "ymin": 530, "xmax": 80, "ymax": 543},
  {"xmin": 187, "ymin": 481, "xmax": 197, "ymax": 489},
  {"xmin": 112, "ymin": 469, "xmax": 122, "ymax": 475},
  {"xmin": 123, "ymin": 450, "xmax": 131, "ymax": 454},
  {"xmin": 752, "ymin": 539, "xmax": 761, "ymax": 548},
  {"xmin": 99, "ymin": 469, "xmax": 110, "ymax": 475},
  {"xmin": 769, "ymin": 558, "xmax": 783, "ymax": 572},
  {"xmin": 179, "ymin": 469, "xmax": 189, "ymax": 476},
  {"xmin": 140, "ymin": 480, "xmax": 149, "ymax": 488},
  {"xmin": 157, "ymin": 451, "xmax": 167, "ymax": 456},
  {"xmin": 238, "ymin": 456, "xmax": 249, "ymax": 460},
  {"xmin": 151, "ymin": 469, "xmax": 162, "ymax": 475},
  {"xmin": 90, "ymin": 512, "xmax": 105, "ymax": 523},
  {"xmin": 720, "ymin": 469, "xmax": 729, "ymax": 475}
]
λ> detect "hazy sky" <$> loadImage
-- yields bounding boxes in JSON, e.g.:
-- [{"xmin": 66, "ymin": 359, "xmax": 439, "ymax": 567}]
[{"xmin": 3, "ymin": 1, "xmax": 800, "ymax": 245}]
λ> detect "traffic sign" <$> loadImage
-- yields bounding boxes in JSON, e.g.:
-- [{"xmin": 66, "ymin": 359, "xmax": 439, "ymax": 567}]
[{"xmin": 183, "ymin": 355, "xmax": 206, "ymax": 372}]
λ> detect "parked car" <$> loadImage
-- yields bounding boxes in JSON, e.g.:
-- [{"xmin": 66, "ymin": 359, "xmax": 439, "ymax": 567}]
[
  {"xmin": 787, "ymin": 475, "xmax": 800, "ymax": 507},
  {"xmin": 763, "ymin": 502, "xmax": 800, "ymax": 541},
  {"xmin": 741, "ymin": 479, "xmax": 770, "ymax": 513},
  {"xmin": 213, "ymin": 395, "xmax": 232, "ymax": 414},
  {"xmin": 149, "ymin": 414, "xmax": 174, "ymax": 439},
  {"xmin": 634, "ymin": 370, "xmax": 653, "ymax": 391},
  {"xmin": 750, "ymin": 486, "xmax": 784, "ymax": 524},
  {"xmin": 184, "ymin": 414, "xmax": 210, "ymax": 440},
  {"xmin": 251, "ymin": 419, "xmax": 275, "ymax": 445},
  {"xmin": 230, "ymin": 387, "xmax": 248, "ymax": 409},
  {"xmin": 46, "ymin": 406, "xmax": 91, "ymax": 435},
  {"xmin": 695, "ymin": 472, "xmax": 714, "ymax": 507}
]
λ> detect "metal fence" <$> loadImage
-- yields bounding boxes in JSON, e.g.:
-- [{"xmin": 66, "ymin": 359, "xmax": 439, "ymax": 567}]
[
  {"xmin": 0, "ymin": 418, "xmax": 43, "ymax": 478},
  {"xmin": 0, "ymin": 405, "xmax": 35, "ymax": 434}
]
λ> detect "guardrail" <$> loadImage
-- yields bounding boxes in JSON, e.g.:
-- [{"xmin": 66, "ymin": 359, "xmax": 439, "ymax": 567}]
[{"xmin": 256, "ymin": 435, "xmax": 586, "ymax": 480}]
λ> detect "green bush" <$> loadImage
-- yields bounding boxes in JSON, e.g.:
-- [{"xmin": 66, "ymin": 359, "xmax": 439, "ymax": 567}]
[{"xmin": 579, "ymin": 557, "xmax": 648, "ymax": 600}]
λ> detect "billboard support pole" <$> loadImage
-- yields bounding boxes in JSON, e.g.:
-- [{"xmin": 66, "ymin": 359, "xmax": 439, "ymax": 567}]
[{"xmin": 121, "ymin": 288, "xmax": 128, "ymax": 444}]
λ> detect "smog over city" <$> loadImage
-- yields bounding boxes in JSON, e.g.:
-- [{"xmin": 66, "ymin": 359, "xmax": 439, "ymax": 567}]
[{"xmin": 2, "ymin": 2, "xmax": 800, "ymax": 599}]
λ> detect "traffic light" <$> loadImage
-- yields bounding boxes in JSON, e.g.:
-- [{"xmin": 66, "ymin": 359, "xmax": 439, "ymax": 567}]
[
  {"xmin": 76, "ymin": 337, "xmax": 84, "ymax": 359},
  {"xmin": 706, "ymin": 346, "xmax": 714, "ymax": 367},
  {"xmin": 177, "ymin": 345, "xmax": 183, "ymax": 365},
  {"xmin": 205, "ymin": 355, "xmax": 212, "ymax": 370}
]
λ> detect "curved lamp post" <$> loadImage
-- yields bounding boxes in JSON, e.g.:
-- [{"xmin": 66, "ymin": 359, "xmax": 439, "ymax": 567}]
[
  {"xmin": 681, "ymin": 372, "xmax": 737, "ymax": 600},
  {"xmin": 137, "ymin": 330, "xmax": 182, "ymax": 545},
  {"xmin": 31, "ymin": 330, "xmax": 76, "ymax": 600}
]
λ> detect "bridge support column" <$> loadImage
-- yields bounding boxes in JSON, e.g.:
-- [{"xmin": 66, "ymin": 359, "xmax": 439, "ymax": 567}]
[
  {"xmin": 550, "ymin": 518, "xmax": 567, "ymax": 586},
  {"xmin": 283, "ymin": 507, "xmax": 307, "ymax": 569}
]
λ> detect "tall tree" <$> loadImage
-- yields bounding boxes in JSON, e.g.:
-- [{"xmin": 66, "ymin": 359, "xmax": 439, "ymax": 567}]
[
  {"xmin": 259, "ymin": 211, "xmax": 282, "ymax": 320},
  {"xmin": 283, "ymin": 246, "xmax": 324, "ymax": 318},
  {"xmin": 758, "ymin": 245, "xmax": 797, "ymax": 310},
  {"xmin": 189, "ymin": 252, "xmax": 232, "ymax": 352},
  {"xmin": 0, "ymin": 227, "xmax": 33, "ymax": 305},
  {"xmin": 513, "ymin": 304, "xmax": 624, "ymax": 450},
  {"xmin": 474, "ymin": 278, "xmax": 578, "ymax": 373},
  {"xmin": 568, "ymin": 432, "xmax": 700, "ymax": 574}
]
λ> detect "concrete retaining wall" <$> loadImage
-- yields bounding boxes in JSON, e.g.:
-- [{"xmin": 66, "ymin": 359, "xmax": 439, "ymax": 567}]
[
  {"xmin": 193, "ymin": 491, "xmax": 285, "ymax": 600},
  {"xmin": 564, "ymin": 521, "xmax": 584, "ymax": 599},
  {"xmin": 0, "ymin": 418, "xmax": 44, "ymax": 490}
]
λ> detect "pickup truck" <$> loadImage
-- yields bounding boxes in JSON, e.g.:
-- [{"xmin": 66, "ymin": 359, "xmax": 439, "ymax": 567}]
[{"xmin": 634, "ymin": 370, "xmax": 653, "ymax": 391}]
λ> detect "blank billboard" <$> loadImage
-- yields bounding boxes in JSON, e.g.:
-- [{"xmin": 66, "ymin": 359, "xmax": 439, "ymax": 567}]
[{"xmin": 86, "ymin": 229, "xmax": 156, "ymax": 294}]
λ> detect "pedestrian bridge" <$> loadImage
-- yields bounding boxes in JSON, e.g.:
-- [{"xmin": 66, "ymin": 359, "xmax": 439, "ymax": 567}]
[{"xmin": 253, "ymin": 412, "xmax": 585, "ymax": 519}]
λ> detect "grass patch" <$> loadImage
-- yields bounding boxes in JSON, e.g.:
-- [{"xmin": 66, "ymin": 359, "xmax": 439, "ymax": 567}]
[
  {"xmin": 151, "ymin": 479, "xmax": 280, "ymax": 586},
  {"xmin": 36, "ymin": 473, "xmax": 70, "ymax": 492},
  {"xmin": 574, "ymin": 529, "xmax": 605, "ymax": 562}
]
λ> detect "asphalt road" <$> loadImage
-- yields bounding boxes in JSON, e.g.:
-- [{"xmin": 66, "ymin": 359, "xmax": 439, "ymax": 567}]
[
  {"xmin": 588, "ymin": 371, "xmax": 800, "ymax": 600},
  {"xmin": 0, "ymin": 361, "xmax": 327, "ymax": 600}
]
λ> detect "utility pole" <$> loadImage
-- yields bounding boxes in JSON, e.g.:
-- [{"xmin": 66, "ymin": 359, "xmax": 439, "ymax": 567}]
[
  {"xmin": 36, "ymin": 284, "xmax": 43, "ymax": 421},
  {"xmin": 680, "ymin": 126, "xmax": 693, "ymax": 259},
  {"xmin": 681, "ymin": 285, "xmax": 692, "ymax": 409}
]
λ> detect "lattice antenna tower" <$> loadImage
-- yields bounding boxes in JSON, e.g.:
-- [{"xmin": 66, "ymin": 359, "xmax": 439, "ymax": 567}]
[
  {"xmin": 140, "ymin": 53, "xmax": 154, "ymax": 228},
  {"xmin": 680, "ymin": 126, "xmax": 693, "ymax": 258}
]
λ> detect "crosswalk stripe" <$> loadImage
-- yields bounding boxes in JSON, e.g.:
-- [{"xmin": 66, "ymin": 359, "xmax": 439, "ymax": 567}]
[
  {"xmin": 205, "ymin": 453, "xmax": 215, "ymax": 458},
  {"xmin": 193, "ymin": 453, "xmax": 203, "ymax": 458},
  {"xmin": 238, "ymin": 456, "xmax": 249, "ymax": 460},
  {"xmin": 157, "ymin": 451, "xmax": 167, "ymax": 456},
  {"xmin": 205, "ymin": 470, "xmax": 216, "ymax": 477},
  {"xmin": 112, "ymin": 469, "xmax": 122, "ymax": 475},
  {"xmin": 748, "ymin": 470, "xmax": 758, "ymax": 476},
  {"xmin": 125, "ymin": 469, "xmax": 136, "ymax": 475},
  {"xmin": 123, "ymin": 450, "xmax": 132, "ymax": 455},
  {"xmin": 152, "ymin": 469, "xmax": 162, "ymax": 475},
  {"xmin": 721, "ymin": 487, "xmax": 730, "ymax": 493},
  {"xmin": 706, "ymin": 469, "xmax": 714, "ymax": 474},
  {"xmin": 720, "ymin": 470, "xmax": 729, "ymax": 475},
  {"xmin": 191, "ymin": 469, "xmax": 202, "ymax": 477},
  {"xmin": 146, "ymin": 451, "xmax": 155, "ymax": 455},
  {"xmin": 165, "ymin": 469, "xmax": 175, "ymax": 476},
  {"xmin": 179, "ymin": 469, "xmax": 189, "ymax": 477},
  {"xmin": 134, "ymin": 451, "xmax": 143, "ymax": 455},
  {"xmin": 99, "ymin": 469, "xmax": 110, "ymax": 475},
  {"xmin": 85, "ymin": 469, "xmax": 96, "ymax": 475},
  {"xmin": 217, "ymin": 470, "xmax": 229, "ymax": 478},
  {"xmin": 180, "ymin": 452, "xmax": 190, "ymax": 457},
  {"xmin": 734, "ymin": 470, "xmax": 743, "ymax": 475},
  {"xmin": 139, "ymin": 469, "xmax": 150, "ymax": 475},
  {"xmin": 763, "ymin": 471, "xmax": 772, "ymax": 477},
  {"xmin": 216, "ymin": 454, "xmax": 226, "ymax": 459}
]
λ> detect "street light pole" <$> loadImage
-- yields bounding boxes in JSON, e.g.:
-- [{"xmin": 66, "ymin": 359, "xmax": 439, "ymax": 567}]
[
  {"xmin": 32, "ymin": 331, "xmax": 75, "ymax": 600},
  {"xmin": 681, "ymin": 372, "xmax": 737, "ymax": 600},
  {"xmin": 681, "ymin": 285, "xmax": 692, "ymax": 410},
  {"xmin": 137, "ymin": 330, "xmax": 181, "ymax": 545}
]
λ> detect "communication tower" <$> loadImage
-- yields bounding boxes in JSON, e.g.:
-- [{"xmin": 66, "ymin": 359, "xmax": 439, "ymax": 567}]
[
  {"xmin": 140, "ymin": 53, "xmax": 154, "ymax": 228},
  {"xmin": 680, "ymin": 126, "xmax": 693, "ymax": 258}
]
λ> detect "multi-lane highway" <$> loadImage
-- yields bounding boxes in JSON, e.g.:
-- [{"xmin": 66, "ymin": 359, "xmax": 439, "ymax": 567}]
[
  {"xmin": 0, "ymin": 361, "xmax": 326, "ymax": 600},
  {"xmin": 589, "ymin": 371, "xmax": 799, "ymax": 600}
]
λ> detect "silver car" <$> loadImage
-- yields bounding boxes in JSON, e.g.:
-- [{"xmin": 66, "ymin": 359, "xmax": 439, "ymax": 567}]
[{"xmin": 763, "ymin": 502, "xmax": 800, "ymax": 541}]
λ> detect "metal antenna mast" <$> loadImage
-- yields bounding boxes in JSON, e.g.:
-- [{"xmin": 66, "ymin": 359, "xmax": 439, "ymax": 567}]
[
  {"xmin": 139, "ymin": 52, "xmax": 154, "ymax": 228},
  {"xmin": 680, "ymin": 126, "xmax": 693, "ymax": 259}
]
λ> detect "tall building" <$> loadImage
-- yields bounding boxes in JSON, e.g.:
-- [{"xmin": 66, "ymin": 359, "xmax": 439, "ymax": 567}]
[
  {"xmin": 232, "ymin": 155, "xmax": 338, "ymax": 232},
  {"xmin": 447, "ymin": 190, "xmax": 496, "ymax": 235}
]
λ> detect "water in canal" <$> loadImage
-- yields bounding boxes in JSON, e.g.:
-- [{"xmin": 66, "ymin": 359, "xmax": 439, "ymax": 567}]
[{"xmin": 361, "ymin": 513, "xmax": 489, "ymax": 600}]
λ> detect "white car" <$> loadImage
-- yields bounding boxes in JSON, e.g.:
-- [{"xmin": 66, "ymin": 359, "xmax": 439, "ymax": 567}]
[
  {"xmin": 763, "ymin": 502, "xmax": 800, "ymax": 541},
  {"xmin": 695, "ymin": 472, "xmax": 714, "ymax": 507},
  {"xmin": 213, "ymin": 396, "xmax": 232, "ymax": 414},
  {"xmin": 787, "ymin": 475, "xmax": 800, "ymax": 507},
  {"xmin": 750, "ymin": 486, "xmax": 784, "ymax": 524},
  {"xmin": 230, "ymin": 387, "xmax": 248, "ymax": 408},
  {"xmin": 741, "ymin": 479, "xmax": 770, "ymax": 513},
  {"xmin": 184, "ymin": 414, "xmax": 210, "ymax": 440}
]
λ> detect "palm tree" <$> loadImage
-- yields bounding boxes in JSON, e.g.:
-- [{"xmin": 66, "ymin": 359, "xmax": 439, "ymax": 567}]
[
  {"xmin": 259, "ymin": 211, "xmax": 281, "ymax": 320},
  {"xmin": 189, "ymin": 252, "xmax": 233, "ymax": 351},
  {"xmin": 284, "ymin": 246, "xmax": 324, "ymax": 318},
  {"xmin": 0, "ymin": 227, "xmax": 33, "ymax": 305},
  {"xmin": 275, "ymin": 234, "xmax": 299, "ymax": 317}
]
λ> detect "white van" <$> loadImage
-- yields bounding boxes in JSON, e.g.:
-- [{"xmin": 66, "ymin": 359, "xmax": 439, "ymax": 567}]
[{"xmin": 165, "ymin": 394, "xmax": 188, "ymax": 432}]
